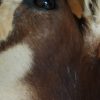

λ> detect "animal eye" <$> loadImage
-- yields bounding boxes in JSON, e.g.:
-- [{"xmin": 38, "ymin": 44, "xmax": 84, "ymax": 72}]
[{"xmin": 34, "ymin": 0, "xmax": 55, "ymax": 10}]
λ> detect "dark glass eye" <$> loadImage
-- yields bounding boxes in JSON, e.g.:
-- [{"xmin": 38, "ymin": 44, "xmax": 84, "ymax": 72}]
[{"xmin": 34, "ymin": 0, "xmax": 55, "ymax": 10}]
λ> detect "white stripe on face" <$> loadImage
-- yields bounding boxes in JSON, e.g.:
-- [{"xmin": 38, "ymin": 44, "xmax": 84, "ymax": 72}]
[
  {"xmin": 0, "ymin": 0, "xmax": 23, "ymax": 41},
  {"xmin": 0, "ymin": 43, "xmax": 33, "ymax": 100}
]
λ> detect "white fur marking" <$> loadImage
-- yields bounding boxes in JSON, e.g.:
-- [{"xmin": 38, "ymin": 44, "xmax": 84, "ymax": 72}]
[
  {"xmin": 84, "ymin": 0, "xmax": 100, "ymax": 45},
  {"xmin": 0, "ymin": 43, "xmax": 33, "ymax": 100}
]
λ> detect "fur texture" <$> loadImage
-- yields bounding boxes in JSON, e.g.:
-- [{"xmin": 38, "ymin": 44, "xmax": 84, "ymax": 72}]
[{"xmin": 0, "ymin": 0, "xmax": 100, "ymax": 100}]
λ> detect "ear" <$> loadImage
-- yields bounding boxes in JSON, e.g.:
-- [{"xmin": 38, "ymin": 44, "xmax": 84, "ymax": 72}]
[{"xmin": 67, "ymin": 0, "xmax": 84, "ymax": 18}]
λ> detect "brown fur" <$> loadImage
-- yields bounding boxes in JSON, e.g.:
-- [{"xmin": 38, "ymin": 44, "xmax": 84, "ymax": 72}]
[{"xmin": 1, "ymin": 0, "xmax": 100, "ymax": 100}]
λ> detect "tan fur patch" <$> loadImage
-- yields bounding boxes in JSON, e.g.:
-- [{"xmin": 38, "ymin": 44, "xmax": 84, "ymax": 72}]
[
  {"xmin": 67, "ymin": 0, "xmax": 83, "ymax": 18},
  {"xmin": 0, "ymin": 0, "xmax": 22, "ymax": 41}
]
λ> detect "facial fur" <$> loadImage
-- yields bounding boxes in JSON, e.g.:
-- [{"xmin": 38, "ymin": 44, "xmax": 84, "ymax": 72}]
[
  {"xmin": 0, "ymin": 0, "xmax": 100, "ymax": 100},
  {"xmin": 83, "ymin": 0, "xmax": 100, "ymax": 54},
  {"xmin": 0, "ymin": 0, "xmax": 83, "ymax": 100}
]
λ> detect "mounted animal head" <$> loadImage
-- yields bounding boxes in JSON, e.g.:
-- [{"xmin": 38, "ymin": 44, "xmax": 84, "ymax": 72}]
[{"xmin": 0, "ymin": 0, "xmax": 100, "ymax": 100}]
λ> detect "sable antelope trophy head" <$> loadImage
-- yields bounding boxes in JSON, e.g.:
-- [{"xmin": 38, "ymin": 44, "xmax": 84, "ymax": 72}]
[{"xmin": 0, "ymin": 0, "xmax": 100, "ymax": 100}]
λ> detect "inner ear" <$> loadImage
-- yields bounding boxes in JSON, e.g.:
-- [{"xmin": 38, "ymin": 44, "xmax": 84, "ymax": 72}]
[{"xmin": 67, "ymin": 0, "xmax": 84, "ymax": 18}]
